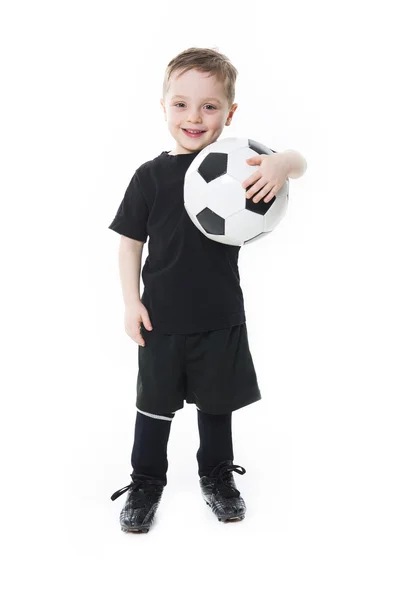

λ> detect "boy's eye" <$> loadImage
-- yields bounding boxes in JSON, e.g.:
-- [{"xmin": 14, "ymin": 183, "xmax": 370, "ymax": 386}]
[{"xmin": 174, "ymin": 103, "xmax": 216, "ymax": 110}]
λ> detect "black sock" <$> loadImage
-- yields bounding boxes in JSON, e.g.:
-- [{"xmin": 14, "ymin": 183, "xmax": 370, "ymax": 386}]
[
  {"xmin": 196, "ymin": 410, "xmax": 234, "ymax": 477},
  {"xmin": 130, "ymin": 410, "xmax": 174, "ymax": 485}
]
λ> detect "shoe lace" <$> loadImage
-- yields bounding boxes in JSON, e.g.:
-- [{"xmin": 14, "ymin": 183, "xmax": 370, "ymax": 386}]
[
  {"xmin": 208, "ymin": 461, "xmax": 246, "ymax": 498},
  {"xmin": 110, "ymin": 475, "xmax": 165, "ymax": 505}
]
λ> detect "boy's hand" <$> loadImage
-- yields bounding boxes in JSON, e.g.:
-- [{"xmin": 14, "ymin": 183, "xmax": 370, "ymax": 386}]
[
  {"xmin": 124, "ymin": 301, "xmax": 153, "ymax": 347},
  {"xmin": 241, "ymin": 153, "xmax": 289, "ymax": 204}
]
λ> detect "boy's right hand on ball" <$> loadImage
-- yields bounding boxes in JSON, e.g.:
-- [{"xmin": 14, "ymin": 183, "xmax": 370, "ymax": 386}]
[{"xmin": 124, "ymin": 302, "xmax": 153, "ymax": 347}]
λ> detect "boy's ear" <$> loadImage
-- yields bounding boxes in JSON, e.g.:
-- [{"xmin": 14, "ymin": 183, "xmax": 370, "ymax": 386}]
[
  {"xmin": 226, "ymin": 103, "xmax": 238, "ymax": 125},
  {"xmin": 160, "ymin": 99, "xmax": 166, "ymax": 119}
]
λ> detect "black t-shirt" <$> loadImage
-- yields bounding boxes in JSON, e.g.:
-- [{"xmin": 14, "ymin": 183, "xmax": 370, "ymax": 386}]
[{"xmin": 108, "ymin": 149, "xmax": 246, "ymax": 334}]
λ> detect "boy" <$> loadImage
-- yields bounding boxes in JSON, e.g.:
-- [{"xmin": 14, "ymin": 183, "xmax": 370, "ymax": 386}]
[{"xmin": 109, "ymin": 47, "xmax": 307, "ymax": 533}]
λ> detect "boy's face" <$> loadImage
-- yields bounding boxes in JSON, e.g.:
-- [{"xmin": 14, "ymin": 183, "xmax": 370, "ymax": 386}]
[{"xmin": 160, "ymin": 69, "xmax": 238, "ymax": 155}]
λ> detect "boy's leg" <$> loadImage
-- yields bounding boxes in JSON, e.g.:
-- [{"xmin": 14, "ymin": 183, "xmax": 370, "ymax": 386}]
[
  {"xmin": 131, "ymin": 409, "xmax": 175, "ymax": 485},
  {"xmin": 196, "ymin": 408, "xmax": 234, "ymax": 477}
]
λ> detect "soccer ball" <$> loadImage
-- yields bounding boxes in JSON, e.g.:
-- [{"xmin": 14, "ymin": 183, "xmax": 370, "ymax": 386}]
[{"xmin": 184, "ymin": 137, "xmax": 289, "ymax": 246}]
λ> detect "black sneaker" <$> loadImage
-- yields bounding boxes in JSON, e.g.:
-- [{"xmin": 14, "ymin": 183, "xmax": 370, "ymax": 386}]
[
  {"xmin": 111, "ymin": 474, "xmax": 166, "ymax": 533},
  {"xmin": 199, "ymin": 459, "xmax": 246, "ymax": 522}
]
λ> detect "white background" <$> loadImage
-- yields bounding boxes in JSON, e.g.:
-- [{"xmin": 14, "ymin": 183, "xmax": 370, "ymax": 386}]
[{"xmin": 1, "ymin": 1, "xmax": 399, "ymax": 598}]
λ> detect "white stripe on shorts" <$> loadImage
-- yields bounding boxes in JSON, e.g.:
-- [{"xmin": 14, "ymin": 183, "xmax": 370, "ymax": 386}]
[{"xmin": 137, "ymin": 408, "xmax": 175, "ymax": 421}]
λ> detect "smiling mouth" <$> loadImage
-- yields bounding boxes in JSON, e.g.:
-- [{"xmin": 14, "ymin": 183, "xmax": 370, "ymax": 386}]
[{"xmin": 182, "ymin": 128, "xmax": 206, "ymax": 137}]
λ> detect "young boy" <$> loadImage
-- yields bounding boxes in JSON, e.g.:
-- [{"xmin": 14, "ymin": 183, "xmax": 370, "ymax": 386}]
[{"xmin": 109, "ymin": 47, "xmax": 307, "ymax": 533}]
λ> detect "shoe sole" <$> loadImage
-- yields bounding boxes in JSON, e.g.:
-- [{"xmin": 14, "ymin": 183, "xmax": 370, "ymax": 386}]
[
  {"xmin": 203, "ymin": 498, "xmax": 246, "ymax": 522},
  {"xmin": 121, "ymin": 526, "xmax": 150, "ymax": 533}
]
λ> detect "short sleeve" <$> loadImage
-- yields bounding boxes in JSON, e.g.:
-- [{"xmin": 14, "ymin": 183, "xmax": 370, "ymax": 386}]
[{"xmin": 108, "ymin": 171, "xmax": 149, "ymax": 242}]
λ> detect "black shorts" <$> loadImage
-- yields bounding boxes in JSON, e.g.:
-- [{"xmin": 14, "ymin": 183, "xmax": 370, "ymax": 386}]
[{"xmin": 136, "ymin": 323, "xmax": 262, "ymax": 415}]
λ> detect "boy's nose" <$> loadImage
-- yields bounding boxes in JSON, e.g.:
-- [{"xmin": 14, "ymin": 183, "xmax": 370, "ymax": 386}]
[{"xmin": 186, "ymin": 113, "xmax": 202, "ymax": 123}]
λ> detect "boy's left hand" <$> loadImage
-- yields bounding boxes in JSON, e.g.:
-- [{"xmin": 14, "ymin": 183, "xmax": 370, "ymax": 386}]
[{"xmin": 242, "ymin": 153, "xmax": 289, "ymax": 203}]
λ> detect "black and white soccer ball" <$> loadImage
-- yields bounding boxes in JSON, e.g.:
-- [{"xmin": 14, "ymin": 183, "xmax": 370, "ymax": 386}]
[{"xmin": 184, "ymin": 137, "xmax": 289, "ymax": 246}]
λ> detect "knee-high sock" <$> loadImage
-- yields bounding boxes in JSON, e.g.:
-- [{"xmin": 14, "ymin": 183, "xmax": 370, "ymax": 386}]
[
  {"xmin": 131, "ymin": 410, "xmax": 174, "ymax": 484},
  {"xmin": 196, "ymin": 410, "xmax": 234, "ymax": 477}
]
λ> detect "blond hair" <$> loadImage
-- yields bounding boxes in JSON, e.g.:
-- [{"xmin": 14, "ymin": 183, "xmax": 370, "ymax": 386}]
[{"xmin": 162, "ymin": 46, "xmax": 238, "ymax": 107}]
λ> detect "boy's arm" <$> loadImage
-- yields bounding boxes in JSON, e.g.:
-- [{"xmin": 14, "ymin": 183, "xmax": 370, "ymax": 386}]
[
  {"xmin": 281, "ymin": 149, "xmax": 308, "ymax": 179},
  {"xmin": 243, "ymin": 149, "xmax": 307, "ymax": 202},
  {"xmin": 118, "ymin": 236, "xmax": 144, "ymax": 306}
]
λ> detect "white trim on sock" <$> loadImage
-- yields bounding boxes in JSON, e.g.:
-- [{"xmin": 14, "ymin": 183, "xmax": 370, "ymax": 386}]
[{"xmin": 137, "ymin": 408, "xmax": 174, "ymax": 421}]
